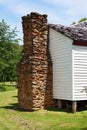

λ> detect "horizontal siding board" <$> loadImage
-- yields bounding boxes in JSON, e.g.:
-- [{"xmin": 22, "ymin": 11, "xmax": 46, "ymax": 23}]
[
  {"xmin": 49, "ymin": 28, "xmax": 87, "ymax": 101},
  {"xmin": 73, "ymin": 85, "xmax": 87, "ymax": 87},
  {"xmin": 49, "ymin": 28, "xmax": 73, "ymax": 100},
  {"xmin": 73, "ymin": 98, "xmax": 87, "ymax": 101},
  {"xmin": 53, "ymin": 95, "xmax": 72, "ymax": 100},
  {"xmin": 53, "ymin": 87, "xmax": 72, "ymax": 90},
  {"xmin": 73, "ymin": 45, "xmax": 87, "ymax": 100}
]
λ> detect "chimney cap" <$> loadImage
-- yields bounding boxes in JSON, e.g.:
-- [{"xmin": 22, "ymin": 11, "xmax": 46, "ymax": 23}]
[{"xmin": 22, "ymin": 12, "xmax": 47, "ymax": 19}]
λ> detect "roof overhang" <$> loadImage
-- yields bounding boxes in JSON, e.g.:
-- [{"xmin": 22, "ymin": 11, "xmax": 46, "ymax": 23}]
[{"xmin": 73, "ymin": 41, "xmax": 87, "ymax": 46}]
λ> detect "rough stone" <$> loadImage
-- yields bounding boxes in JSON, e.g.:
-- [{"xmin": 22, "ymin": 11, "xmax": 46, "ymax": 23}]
[{"xmin": 17, "ymin": 12, "xmax": 57, "ymax": 111}]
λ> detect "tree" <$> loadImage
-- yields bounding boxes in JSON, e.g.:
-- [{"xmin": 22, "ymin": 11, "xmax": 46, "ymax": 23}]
[
  {"xmin": 78, "ymin": 18, "xmax": 87, "ymax": 23},
  {"xmin": 0, "ymin": 20, "xmax": 22, "ymax": 82},
  {"xmin": 72, "ymin": 17, "xmax": 87, "ymax": 25}
]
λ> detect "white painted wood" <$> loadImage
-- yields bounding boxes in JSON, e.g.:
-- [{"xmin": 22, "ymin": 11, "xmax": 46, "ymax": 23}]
[
  {"xmin": 73, "ymin": 45, "xmax": 87, "ymax": 100},
  {"xmin": 49, "ymin": 28, "xmax": 73, "ymax": 100},
  {"xmin": 49, "ymin": 28, "xmax": 87, "ymax": 101}
]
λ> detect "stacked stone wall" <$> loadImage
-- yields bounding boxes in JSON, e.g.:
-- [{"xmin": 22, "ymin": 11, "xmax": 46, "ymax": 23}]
[{"xmin": 17, "ymin": 12, "xmax": 57, "ymax": 111}]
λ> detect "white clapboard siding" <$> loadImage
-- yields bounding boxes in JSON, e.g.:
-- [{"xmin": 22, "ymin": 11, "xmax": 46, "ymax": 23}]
[
  {"xmin": 49, "ymin": 28, "xmax": 87, "ymax": 101},
  {"xmin": 49, "ymin": 28, "xmax": 73, "ymax": 100},
  {"xmin": 73, "ymin": 45, "xmax": 87, "ymax": 100}
]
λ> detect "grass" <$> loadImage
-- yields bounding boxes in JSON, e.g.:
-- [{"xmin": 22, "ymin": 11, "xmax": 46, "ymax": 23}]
[
  {"xmin": 0, "ymin": 81, "xmax": 17, "ymax": 85},
  {"xmin": 0, "ymin": 82, "xmax": 17, "ymax": 92},
  {"xmin": 0, "ymin": 89, "xmax": 87, "ymax": 130}
]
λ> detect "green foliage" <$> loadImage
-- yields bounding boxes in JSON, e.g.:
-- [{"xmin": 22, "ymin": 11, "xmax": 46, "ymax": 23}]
[
  {"xmin": 0, "ymin": 20, "xmax": 20, "ymax": 43},
  {"xmin": 78, "ymin": 17, "xmax": 87, "ymax": 23},
  {"xmin": 72, "ymin": 17, "xmax": 87, "ymax": 25},
  {"xmin": 72, "ymin": 22, "xmax": 76, "ymax": 25},
  {"xmin": 0, "ymin": 85, "xmax": 16, "ymax": 92},
  {"xmin": 0, "ymin": 82, "xmax": 17, "ymax": 92},
  {"xmin": 0, "ymin": 20, "xmax": 23, "ymax": 81}
]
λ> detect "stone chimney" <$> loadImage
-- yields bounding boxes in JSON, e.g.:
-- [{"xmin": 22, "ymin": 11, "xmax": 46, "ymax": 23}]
[{"xmin": 17, "ymin": 12, "xmax": 57, "ymax": 111}]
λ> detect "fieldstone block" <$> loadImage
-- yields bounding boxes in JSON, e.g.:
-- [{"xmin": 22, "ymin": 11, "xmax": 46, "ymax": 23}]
[{"xmin": 17, "ymin": 12, "xmax": 57, "ymax": 111}]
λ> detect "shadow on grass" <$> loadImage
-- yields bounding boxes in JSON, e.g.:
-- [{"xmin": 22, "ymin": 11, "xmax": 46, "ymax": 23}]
[
  {"xmin": 46, "ymin": 104, "xmax": 87, "ymax": 113},
  {"xmin": 12, "ymin": 95, "xmax": 18, "ymax": 98},
  {"xmin": 82, "ymin": 128, "xmax": 87, "ymax": 130},
  {"xmin": 1, "ymin": 103, "xmax": 87, "ymax": 114},
  {"xmin": 0, "ymin": 103, "xmax": 29, "ymax": 112},
  {"xmin": 0, "ymin": 86, "xmax": 6, "ymax": 91},
  {"xmin": 46, "ymin": 107, "xmax": 68, "ymax": 113}
]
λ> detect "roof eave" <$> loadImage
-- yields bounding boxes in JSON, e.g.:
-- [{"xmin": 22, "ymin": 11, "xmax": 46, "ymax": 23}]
[{"xmin": 73, "ymin": 40, "xmax": 87, "ymax": 46}]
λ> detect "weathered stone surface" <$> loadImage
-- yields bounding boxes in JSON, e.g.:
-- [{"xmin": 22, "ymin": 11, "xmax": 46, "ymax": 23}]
[{"xmin": 17, "ymin": 12, "xmax": 57, "ymax": 111}]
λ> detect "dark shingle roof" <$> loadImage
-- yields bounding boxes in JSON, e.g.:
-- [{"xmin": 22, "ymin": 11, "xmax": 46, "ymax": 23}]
[{"xmin": 49, "ymin": 22, "xmax": 87, "ymax": 41}]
